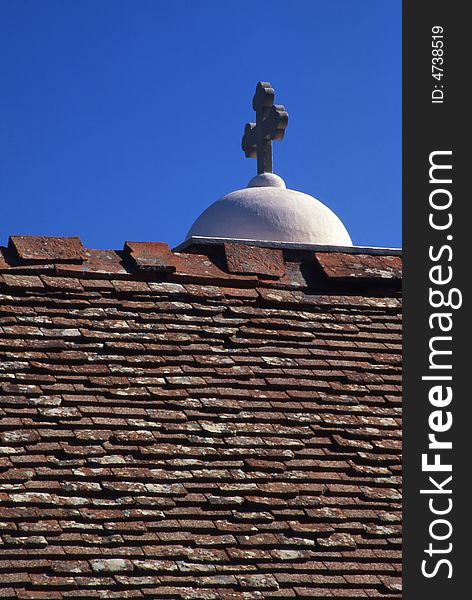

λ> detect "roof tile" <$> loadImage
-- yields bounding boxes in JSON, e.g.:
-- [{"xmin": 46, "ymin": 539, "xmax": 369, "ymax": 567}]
[
  {"xmin": 9, "ymin": 236, "xmax": 85, "ymax": 263},
  {"xmin": 124, "ymin": 241, "xmax": 177, "ymax": 273},
  {"xmin": 1, "ymin": 274, "xmax": 45, "ymax": 289},
  {"xmin": 224, "ymin": 243, "xmax": 285, "ymax": 277},
  {"xmin": 315, "ymin": 252, "xmax": 402, "ymax": 280}
]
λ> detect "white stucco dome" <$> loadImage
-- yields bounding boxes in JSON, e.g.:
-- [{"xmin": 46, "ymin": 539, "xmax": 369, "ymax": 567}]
[{"xmin": 186, "ymin": 173, "xmax": 352, "ymax": 246}]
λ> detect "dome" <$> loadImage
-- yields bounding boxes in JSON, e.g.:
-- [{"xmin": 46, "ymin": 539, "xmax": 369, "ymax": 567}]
[{"xmin": 186, "ymin": 173, "xmax": 353, "ymax": 246}]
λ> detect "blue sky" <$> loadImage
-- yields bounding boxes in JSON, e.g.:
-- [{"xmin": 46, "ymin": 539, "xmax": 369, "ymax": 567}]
[{"xmin": 0, "ymin": 0, "xmax": 401, "ymax": 250}]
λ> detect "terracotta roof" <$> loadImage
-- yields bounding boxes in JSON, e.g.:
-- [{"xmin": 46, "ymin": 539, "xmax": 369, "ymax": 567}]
[{"xmin": 0, "ymin": 236, "xmax": 402, "ymax": 599}]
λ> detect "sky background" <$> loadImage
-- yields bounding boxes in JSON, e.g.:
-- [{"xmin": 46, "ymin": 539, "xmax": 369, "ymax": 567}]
[{"xmin": 0, "ymin": 0, "xmax": 401, "ymax": 250}]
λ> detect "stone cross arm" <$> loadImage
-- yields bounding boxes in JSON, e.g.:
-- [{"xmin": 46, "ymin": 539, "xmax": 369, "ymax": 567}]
[{"xmin": 242, "ymin": 104, "xmax": 289, "ymax": 157}]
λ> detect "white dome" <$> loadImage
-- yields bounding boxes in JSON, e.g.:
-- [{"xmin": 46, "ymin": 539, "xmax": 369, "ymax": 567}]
[{"xmin": 186, "ymin": 173, "xmax": 353, "ymax": 246}]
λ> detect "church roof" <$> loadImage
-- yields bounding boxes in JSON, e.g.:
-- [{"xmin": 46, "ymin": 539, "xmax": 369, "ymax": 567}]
[{"xmin": 0, "ymin": 235, "xmax": 402, "ymax": 599}]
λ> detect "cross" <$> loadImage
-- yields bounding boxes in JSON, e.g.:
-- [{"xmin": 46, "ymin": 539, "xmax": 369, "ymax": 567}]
[{"xmin": 241, "ymin": 82, "xmax": 289, "ymax": 174}]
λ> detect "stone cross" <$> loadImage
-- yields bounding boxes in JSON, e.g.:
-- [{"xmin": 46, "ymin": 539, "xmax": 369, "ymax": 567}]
[{"xmin": 241, "ymin": 82, "xmax": 289, "ymax": 174}]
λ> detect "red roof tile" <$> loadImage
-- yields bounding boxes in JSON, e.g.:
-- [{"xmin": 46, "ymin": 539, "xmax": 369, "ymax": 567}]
[
  {"xmin": 224, "ymin": 243, "xmax": 286, "ymax": 278},
  {"xmin": 124, "ymin": 242, "xmax": 177, "ymax": 273},
  {"xmin": 9, "ymin": 236, "xmax": 85, "ymax": 263},
  {"xmin": 315, "ymin": 252, "xmax": 402, "ymax": 281}
]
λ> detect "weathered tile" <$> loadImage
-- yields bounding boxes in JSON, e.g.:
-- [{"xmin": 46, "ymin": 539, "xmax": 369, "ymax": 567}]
[{"xmin": 9, "ymin": 235, "xmax": 85, "ymax": 263}]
